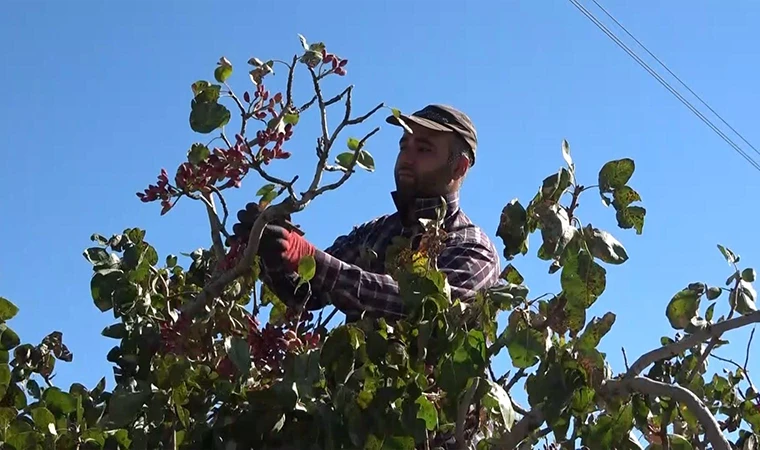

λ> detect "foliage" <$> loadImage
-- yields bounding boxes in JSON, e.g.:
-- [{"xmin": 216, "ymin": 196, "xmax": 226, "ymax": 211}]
[{"xmin": 1, "ymin": 36, "xmax": 759, "ymax": 450}]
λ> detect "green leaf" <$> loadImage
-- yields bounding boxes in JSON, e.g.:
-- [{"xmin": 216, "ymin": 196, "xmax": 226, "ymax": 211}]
[
  {"xmin": 0, "ymin": 324, "xmax": 20, "ymax": 351},
  {"xmin": 612, "ymin": 186, "xmax": 642, "ymax": 209},
  {"xmin": 718, "ymin": 244, "xmax": 739, "ymax": 265},
  {"xmin": 166, "ymin": 255, "xmax": 178, "ymax": 268},
  {"xmin": 214, "ymin": 57, "xmax": 232, "ymax": 83},
  {"xmin": 414, "ymin": 395, "xmax": 438, "ymax": 431},
  {"xmin": 191, "ymin": 81, "xmax": 221, "ymax": 102},
  {"xmin": 541, "ymin": 168, "xmax": 572, "ymax": 202},
  {"xmin": 187, "ymin": 143, "xmax": 210, "ymax": 165},
  {"xmin": 705, "ymin": 303, "xmax": 716, "ymax": 322},
  {"xmin": 562, "ymin": 139, "xmax": 575, "ymax": 182},
  {"xmin": 356, "ymin": 150, "xmax": 375, "ymax": 172},
  {"xmin": 616, "ymin": 206, "xmax": 646, "ymax": 235},
  {"xmin": 0, "ymin": 297, "xmax": 19, "ymax": 321},
  {"xmin": 706, "ymin": 287, "xmax": 722, "ymax": 300},
  {"xmin": 500, "ymin": 264, "xmax": 525, "ymax": 284},
  {"xmin": 30, "ymin": 407, "xmax": 56, "ymax": 435},
  {"xmin": 583, "ymin": 225, "xmax": 629, "ymax": 265},
  {"xmin": 504, "ymin": 326, "xmax": 547, "ymax": 369},
  {"xmin": 107, "ymin": 387, "xmax": 152, "ymax": 427},
  {"xmin": 297, "ymin": 255, "xmax": 316, "ymax": 283},
  {"xmin": 225, "ymin": 336, "xmax": 251, "ymax": 376},
  {"xmin": 482, "ymin": 379, "xmax": 516, "ymax": 432},
  {"xmin": 283, "ymin": 113, "xmax": 300, "ymax": 125},
  {"xmin": 101, "ymin": 323, "xmax": 127, "ymax": 339},
  {"xmin": 534, "ymin": 202, "xmax": 576, "ymax": 259},
  {"xmin": 496, "ymin": 199, "xmax": 529, "ymax": 260},
  {"xmin": 666, "ymin": 289, "xmax": 700, "ymax": 330},
  {"xmin": 347, "ymin": 137, "xmax": 360, "ymax": 151},
  {"xmin": 84, "ymin": 247, "xmax": 110, "ymax": 265},
  {"xmin": 256, "ymin": 183, "xmax": 276, "ymax": 196},
  {"xmin": 730, "ymin": 280, "xmax": 758, "ymax": 315},
  {"xmin": 335, "ymin": 152, "xmax": 355, "ymax": 171},
  {"xmin": 43, "ymin": 387, "xmax": 77, "ymax": 415},
  {"xmin": 742, "ymin": 268, "xmax": 757, "ymax": 282},
  {"xmin": 190, "ymin": 101, "xmax": 231, "ymax": 134},
  {"xmin": 644, "ymin": 434, "xmax": 694, "ymax": 450},
  {"xmin": 576, "ymin": 312, "xmax": 616, "ymax": 351},
  {"xmin": 0, "ymin": 364, "xmax": 9, "ymax": 399},
  {"xmin": 599, "ymin": 158, "xmax": 635, "ymax": 192},
  {"xmin": 561, "ymin": 251, "xmax": 607, "ymax": 308}
]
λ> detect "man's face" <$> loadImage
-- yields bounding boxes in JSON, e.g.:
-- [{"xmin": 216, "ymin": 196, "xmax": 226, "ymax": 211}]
[{"xmin": 393, "ymin": 123, "xmax": 467, "ymax": 198}]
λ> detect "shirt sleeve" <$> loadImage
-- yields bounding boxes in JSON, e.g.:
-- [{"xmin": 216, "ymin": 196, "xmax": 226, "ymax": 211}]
[
  {"xmin": 309, "ymin": 230, "xmax": 501, "ymax": 319},
  {"xmin": 257, "ymin": 219, "xmax": 381, "ymax": 310}
]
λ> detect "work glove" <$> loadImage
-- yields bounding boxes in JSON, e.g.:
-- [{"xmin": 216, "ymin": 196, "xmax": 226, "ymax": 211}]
[{"xmin": 228, "ymin": 202, "xmax": 315, "ymax": 273}]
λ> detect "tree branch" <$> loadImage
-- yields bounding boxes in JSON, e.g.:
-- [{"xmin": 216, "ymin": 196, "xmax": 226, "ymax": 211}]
[
  {"xmin": 456, "ymin": 378, "xmax": 480, "ymax": 449},
  {"xmin": 496, "ymin": 408, "xmax": 545, "ymax": 449},
  {"xmin": 601, "ymin": 377, "xmax": 731, "ymax": 450},
  {"xmin": 626, "ymin": 310, "xmax": 760, "ymax": 377},
  {"xmin": 745, "ymin": 325, "xmax": 755, "ymax": 373}
]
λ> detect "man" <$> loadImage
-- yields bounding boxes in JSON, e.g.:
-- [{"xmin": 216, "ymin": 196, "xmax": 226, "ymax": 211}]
[{"xmin": 230, "ymin": 104, "xmax": 501, "ymax": 322}]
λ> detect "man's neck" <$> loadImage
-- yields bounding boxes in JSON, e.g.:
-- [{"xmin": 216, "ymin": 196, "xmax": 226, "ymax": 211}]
[{"xmin": 391, "ymin": 190, "xmax": 460, "ymax": 227}]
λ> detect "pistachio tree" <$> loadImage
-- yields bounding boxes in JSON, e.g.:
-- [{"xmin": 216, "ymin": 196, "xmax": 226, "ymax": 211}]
[{"xmin": 0, "ymin": 36, "xmax": 758, "ymax": 450}]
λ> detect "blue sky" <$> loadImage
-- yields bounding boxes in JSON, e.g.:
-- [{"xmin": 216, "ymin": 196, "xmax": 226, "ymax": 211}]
[{"xmin": 1, "ymin": 0, "xmax": 759, "ymax": 408}]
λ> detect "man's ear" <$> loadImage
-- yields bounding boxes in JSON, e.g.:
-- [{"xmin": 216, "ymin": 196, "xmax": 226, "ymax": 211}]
[{"xmin": 453, "ymin": 154, "xmax": 469, "ymax": 179}]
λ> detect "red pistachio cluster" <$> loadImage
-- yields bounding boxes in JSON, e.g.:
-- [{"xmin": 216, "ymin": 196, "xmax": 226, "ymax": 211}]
[
  {"xmin": 322, "ymin": 49, "xmax": 348, "ymax": 76},
  {"xmin": 178, "ymin": 144, "xmax": 250, "ymax": 191},
  {"xmin": 137, "ymin": 169, "xmax": 178, "ymax": 215}
]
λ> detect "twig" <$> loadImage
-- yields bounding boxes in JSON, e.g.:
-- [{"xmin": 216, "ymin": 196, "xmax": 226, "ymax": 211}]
[
  {"xmin": 312, "ymin": 127, "xmax": 380, "ymax": 196},
  {"xmin": 622, "ymin": 347, "xmax": 630, "ymax": 372},
  {"xmin": 510, "ymin": 396, "xmax": 530, "ymax": 416},
  {"xmin": 566, "ymin": 184, "xmax": 583, "ymax": 222},
  {"xmin": 220, "ymin": 132, "xmax": 233, "ymax": 149},
  {"xmin": 601, "ymin": 377, "xmax": 731, "ymax": 450},
  {"xmin": 456, "ymin": 378, "xmax": 480, "ymax": 449},
  {"xmin": 317, "ymin": 307, "xmax": 339, "ymax": 332},
  {"xmin": 504, "ymin": 368, "xmax": 527, "ymax": 392},
  {"xmin": 285, "ymin": 55, "xmax": 297, "ymax": 106},
  {"xmin": 745, "ymin": 326, "xmax": 755, "ymax": 373},
  {"xmin": 209, "ymin": 186, "xmax": 231, "ymax": 239},
  {"xmin": 626, "ymin": 310, "xmax": 760, "ymax": 377},
  {"xmin": 180, "ymin": 200, "xmax": 296, "ymax": 318},
  {"xmin": 201, "ymin": 192, "xmax": 225, "ymax": 263},
  {"xmin": 224, "ymin": 83, "xmax": 248, "ymax": 137},
  {"xmin": 709, "ymin": 353, "xmax": 757, "ymax": 394}
]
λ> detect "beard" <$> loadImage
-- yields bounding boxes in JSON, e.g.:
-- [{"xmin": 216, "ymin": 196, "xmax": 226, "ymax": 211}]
[{"xmin": 394, "ymin": 163, "xmax": 455, "ymax": 198}]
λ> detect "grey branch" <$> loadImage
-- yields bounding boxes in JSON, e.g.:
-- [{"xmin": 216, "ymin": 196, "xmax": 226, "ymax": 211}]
[
  {"xmin": 626, "ymin": 310, "xmax": 760, "ymax": 377},
  {"xmin": 601, "ymin": 377, "xmax": 731, "ymax": 450},
  {"xmin": 495, "ymin": 408, "xmax": 545, "ymax": 449}
]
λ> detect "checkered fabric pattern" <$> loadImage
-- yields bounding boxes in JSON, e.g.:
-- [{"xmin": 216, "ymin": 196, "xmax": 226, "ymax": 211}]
[{"xmin": 260, "ymin": 191, "xmax": 501, "ymax": 322}]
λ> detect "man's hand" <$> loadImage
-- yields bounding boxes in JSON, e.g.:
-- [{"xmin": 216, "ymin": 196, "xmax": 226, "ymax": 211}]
[{"xmin": 228, "ymin": 202, "xmax": 315, "ymax": 273}]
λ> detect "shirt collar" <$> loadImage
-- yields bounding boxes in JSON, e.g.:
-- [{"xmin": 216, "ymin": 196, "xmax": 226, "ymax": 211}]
[{"xmin": 391, "ymin": 190, "xmax": 461, "ymax": 226}]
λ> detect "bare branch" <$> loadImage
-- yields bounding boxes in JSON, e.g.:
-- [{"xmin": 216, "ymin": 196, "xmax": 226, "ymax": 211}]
[
  {"xmin": 209, "ymin": 186, "xmax": 231, "ymax": 239},
  {"xmin": 224, "ymin": 82, "xmax": 248, "ymax": 137},
  {"xmin": 601, "ymin": 377, "xmax": 731, "ymax": 450},
  {"xmin": 622, "ymin": 347, "xmax": 630, "ymax": 372},
  {"xmin": 180, "ymin": 200, "xmax": 297, "ymax": 318},
  {"xmin": 626, "ymin": 310, "xmax": 760, "ymax": 377},
  {"xmin": 510, "ymin": 396, "xmax": 530, "ymax": 416},
  {"xmin": 286, "ymin": 55, "xmax": 297, "ymax": 106},
  {"xmin": 745, "ymin": 325, "xmax": 755, "ymax": 373},
  {"xmin": 504, "ymin": 368, "xmax": 527, "ymax": 393},
  {"xmin": 456, "ymin": 378, "xmax": 480, "ymax": 450},
  {"xmin": 313, "ymin": 127, "xmax": 380, "ymax": 196}
]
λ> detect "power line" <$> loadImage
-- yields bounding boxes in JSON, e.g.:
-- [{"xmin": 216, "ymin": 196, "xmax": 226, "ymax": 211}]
[
  {"xmin": 567, "ymin": 0, "xmax": 760, "ymax": 172},
  {"xmin": 590, "ymin": 0, "xmax": 760, "ymax": 160}
]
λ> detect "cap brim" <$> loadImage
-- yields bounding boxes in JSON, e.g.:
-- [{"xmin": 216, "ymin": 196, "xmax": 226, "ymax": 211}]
[{"xmin": 386, "ymin": 114, "xmax": 452, "ymax": 133}]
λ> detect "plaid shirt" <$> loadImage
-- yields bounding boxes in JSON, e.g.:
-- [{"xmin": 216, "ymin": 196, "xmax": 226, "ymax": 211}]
[{"xmin": 261, "ymin": 191, "xmax": 501, "ymax": 322}]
